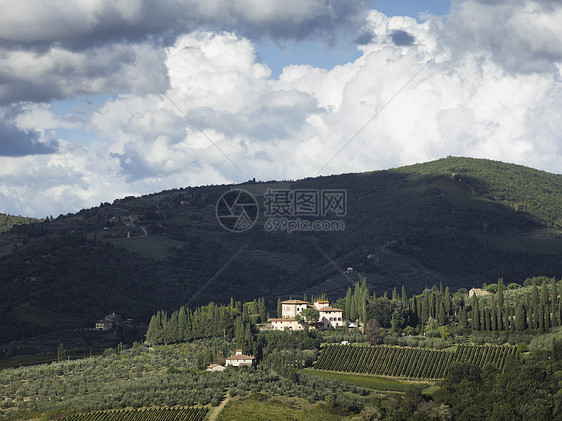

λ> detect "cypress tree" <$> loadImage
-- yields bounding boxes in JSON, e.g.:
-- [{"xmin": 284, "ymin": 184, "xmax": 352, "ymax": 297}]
[
  {"xmin": 491, "ymin": 307, "xmax": 497, "ymax": 331},
  {"xmin": 471, "ymin": 294, "xmax": 480, "ymax": 330},
  {"xmin": 258, "ymin": 297, "xmax": 267, "ymax": 322},
  {"xmin": 429, "ymin": 292, "xmax": 435, "ymax": 319},
  {"xmin": 541, "ymin": 281, "xmax": 550, "ymax": 306},
  {"xmin": 57, "ymin": 343, "xmax": 67, "ymax": 362},
  {"xmin": 552, "ymin": 279, "xmax": 558, "ymax": 305},
  {"xmin": 545, "ymin": 303, "xmax": 551, "ymax": 330},
  {"xmin": 362, "ymin": 289, "xmax": 369, "ymax": 324},
  {"xmin": 538, "ymin": 304, "xmax": 544, "ymax": 331},
  {"xmin": 345, "ymin": 287, "xmax": 353, "ymax": 321},
  {"xmin": 146, "ymin": 314, "xmax": 161, "ymax": 345},
  {"xmin": 515, "ymin": 303, "xmax": 526, "ymax": 331},
  {"xmin": 361, "ymin": 277, "xmax": 369, "ymax": 297},
  {"xmin": 443, "ymin": 286, "xmax": 451, "ymax": 314},
  {"xmin": 497, "ymin": 278, "xmax": 504, "ymax": 309},
  {"xmin": 392, "ymin": 287, "xmax": 398, "ymax": 300},
  {"xmin": 438, "ymin": 301, "xmax": 446, "ymax": 326},
  {"xmin": 459, "ymin": 305, "xmax": 467, "ymax": 328},
  {"xmin": 166, "ymin": 312, "xmax": 179, "ymax": 344},
  {"xmin": 421, "ymin": 293, "xmax": 429, "ymax": 325},
  {"xmin": 528, "ymin": 305, "xmax": 535, "ymax": 329},
  {"xmin": 277, "ymin": 298, "xmax": 282, "ymax": 318},
  {"xmin": 402, "ymin": 285, "xmax": 407, "ymax": 303},
  {"xmin": 178, "ymin": 306, "xmax": 188, "ymax": 341},
  {"xmin": 531, "ymin": 280, "xmax": 540, "ymax": 307}
]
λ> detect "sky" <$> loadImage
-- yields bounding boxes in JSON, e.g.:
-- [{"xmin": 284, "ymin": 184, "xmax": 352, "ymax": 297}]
[{"xmin": 0, "ymin": 0, "xmax": 561, "ymax": 218}]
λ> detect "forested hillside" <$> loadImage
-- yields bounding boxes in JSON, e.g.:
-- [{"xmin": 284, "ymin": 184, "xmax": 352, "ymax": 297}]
[{"xmin": 1, "ymin": 157, "xmax": 561, "ymax": 345}]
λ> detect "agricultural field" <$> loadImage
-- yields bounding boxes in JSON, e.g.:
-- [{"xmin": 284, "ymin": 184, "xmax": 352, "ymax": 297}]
[
  {"xmin": 59, "ymin": 407, "xmax": 208, "ymax": 421},
  {"xmin": 314, "ymin": 344, "xmax": 517, "ymax": 379},
  {"xmin": 301, "ymin": 369, "xmax": 430, "ymax": 392},
  {"xmin": 216, "ymin": 393, "xmax": 340, "ymax": 421}
]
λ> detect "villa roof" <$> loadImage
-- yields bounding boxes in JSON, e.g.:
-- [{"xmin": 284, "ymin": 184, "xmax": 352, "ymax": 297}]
[
  {"xmin": 270, "ymin": 318, "xmax": 299, "ymax": 322},
  {"xmin": 281, "ymin": 299, "xmax": 308, "ymax": 304},
  {"xmin": 226, "ymin": 354, "xmax": 256, "ymax": 360},
  {"xmin": 319, "ymin": 307, "xmax": 343, "ymax": 312}
]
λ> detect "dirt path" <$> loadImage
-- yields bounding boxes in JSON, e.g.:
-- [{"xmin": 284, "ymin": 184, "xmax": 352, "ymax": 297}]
[{"xmin": 207, "ymin": 395, "xmax": 230, "ymax": 421}]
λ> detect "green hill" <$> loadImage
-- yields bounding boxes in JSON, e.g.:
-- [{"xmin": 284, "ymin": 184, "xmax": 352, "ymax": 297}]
[
  {"xmin": 0, "ymin": 213, "xmax": 41, "ymax": 234},
  {"xmin": 0, "ymin": 156, "xmax": 561, "ymax": 344}
]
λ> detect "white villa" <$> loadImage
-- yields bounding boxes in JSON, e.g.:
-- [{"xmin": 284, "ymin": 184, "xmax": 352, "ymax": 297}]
[
  {"xmin": 269, "ymin": 299, "xmax": 344, "ymax": 330},
  {"xmin": 281, "ymin": 299, "xmax": 308, "ymax": 318},
  {"xmin": 318, "ymin": 307, "xmax": 344, "ymax": 329},
  {"xmin": 225, "ymin": 349, "xmax": 256, "ymax": 367}
]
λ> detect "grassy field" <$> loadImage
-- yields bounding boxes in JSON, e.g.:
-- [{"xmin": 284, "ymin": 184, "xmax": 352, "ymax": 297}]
[
  {"xmin": 216, "ymin": 394, "xmax": 340, "ymax": 421},
  {"xmin": 302, "ymin": 370, "xmax": 431, "ymax": 392},
  {"xmin": 11, "ymin": 306, "xmax": 84, "ymax": 328}
]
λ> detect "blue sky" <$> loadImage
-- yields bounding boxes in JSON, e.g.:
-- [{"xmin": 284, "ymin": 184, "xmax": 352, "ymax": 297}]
[{"xmin": 1, "ymin": 0, "xmax": 561, "ymax": 217}]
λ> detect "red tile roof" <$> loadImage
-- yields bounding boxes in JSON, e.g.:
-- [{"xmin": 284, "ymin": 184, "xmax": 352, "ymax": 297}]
[
  {"xmin": 319, "ymin": 307, "xmax": 343, "ymax": 312},
  {"xmin": 226, "ymin": 354, "xmax": 255, "ymax": 360}
]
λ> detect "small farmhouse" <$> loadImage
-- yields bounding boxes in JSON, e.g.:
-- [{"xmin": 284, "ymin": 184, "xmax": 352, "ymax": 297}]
[
  {"xmin": 270, "ymin": 318, "xmax": 304, "ymax": 331},
  {"xmin": 206, "ymin": 364, "xmax": 226, "ymax": 372},
  {"xmin": 225, "ymin": 349, "xmax": 256, "ymax": 367},
  {"xmin": 468, "ymin": 288, "xmax": 491, "ymax": 298},
  {"xmin": 95, "ymin": 320, "xmax": 113, "ymax": 331}
]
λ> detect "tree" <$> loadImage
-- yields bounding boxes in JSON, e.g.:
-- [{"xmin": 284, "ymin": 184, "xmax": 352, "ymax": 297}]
[
  {"xmin": 365, "ymin": 319, "xmax": 381, "ymax": 345},
  {"xmin": 438, "ymin": 301, "xmax": 446, "ymax": 326},
  {"xmin": 277, "ymin": 298, "xmax": 282, "ymax": 318},
  {"xmin": 471, "ymin": 294, "xmax": 480, "ymax": 330},
  {"xmin": 258, "ymin": 297, "xmax": 267, "ymax": 322},
  {"xmin": 178, "ymin": 306, "xmax": 188, "ymax": 341},
  {"xmin": 540, "ymin": 281, "xmax": 549, "ymax": 306},
  {"xmin": 531, "ymin": 281, "xmax": 540, "ymax": 307},
  {"xmin": 146, "ymin": 314, "xmax": 161, "ymax": 345},
  {"xmin": 443, "ymin": 286, "xmax": 451, "ymax": 314},
  {"xmin": 57, "ymin": 343, "xmax": 67, "ymax": 362},
  {"xmin": 345, "ymin": 287, "xmax": 353, "ymax": 321},
  {"xmin": 497, "ymin": 278, "xmax": 505, "ymax": 308},
  {"xmin": 300, "ymin": 307, "xmax": 319, "ymax": 323},
  {"xmin": 515, "ymin": 303, "xmax": 526, "ymax": 331}
]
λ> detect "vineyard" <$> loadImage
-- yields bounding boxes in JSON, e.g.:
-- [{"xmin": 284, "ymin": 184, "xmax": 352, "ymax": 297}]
[
  {"xmin": 314, "ymin": 344, "xmax": 517, "ymax": 379},
  {"xmin": 59, "ymin": 406, "xmax": 208, "ymax": 421}
]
